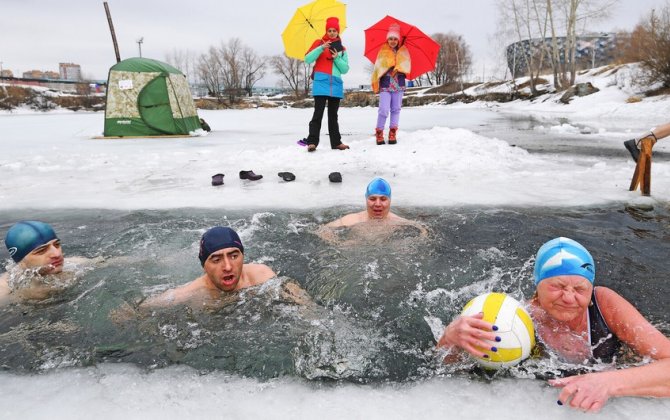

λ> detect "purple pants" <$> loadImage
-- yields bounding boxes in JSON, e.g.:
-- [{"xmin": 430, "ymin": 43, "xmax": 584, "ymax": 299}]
[{"xmin": 376, "ymin": 91, "xmax": 403, "ymax": 129}]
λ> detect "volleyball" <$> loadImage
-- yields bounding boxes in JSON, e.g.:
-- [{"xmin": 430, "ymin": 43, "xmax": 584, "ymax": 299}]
[{"xmin": 461, "ymin": 292, "xmax": 535, "ymax": 369}]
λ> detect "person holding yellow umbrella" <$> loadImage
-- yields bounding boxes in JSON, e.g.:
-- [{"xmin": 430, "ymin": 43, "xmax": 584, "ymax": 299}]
[{"xmin": 302, "ymin": 16, "xmax": 350, "ymax": 152}]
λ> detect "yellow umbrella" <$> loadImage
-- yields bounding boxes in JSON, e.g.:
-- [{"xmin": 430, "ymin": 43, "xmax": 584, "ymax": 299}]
[{"xmin": 281, "ymin": 0, "xmax": 347, "ymax": 60}]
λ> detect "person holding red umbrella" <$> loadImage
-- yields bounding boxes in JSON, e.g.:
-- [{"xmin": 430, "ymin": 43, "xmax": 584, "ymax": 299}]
[
  {"xmin": 303, "ymin": 17, "xmax": 350, "ymax": 152},
  {"xmin": 371, "ymin": 23, "xmax": 411, "ymax": 145}
]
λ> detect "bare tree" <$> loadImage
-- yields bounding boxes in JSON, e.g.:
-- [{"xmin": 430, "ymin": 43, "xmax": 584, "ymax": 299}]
[
  {"xmin": 634, "ymin": 5, "xmax": 670, "ymax": 88},
  {"xmin": 271, "ymin": 54, "xmax": 307, "ymax": 97},
  {"xmin": 195, "ymin": 38, "xmax": 266, "ymax": 103},
  {"xmin": 219, "ymin": 38, "xmax": 243, "ymax": 102},
  {"xmin": 165, "ymin": 48, "xmax": 197, "ymax": 84},
  {"xmin": 196, "ymin": 46, "xmax": 224, "ymax": 101},
  {"xmin": 241, "ymin": 46, "xmax": 266, "ymax": 97},
  {"xmin": 498, "ymin": 0, "xmax": 618, "ymax": 90},
  {"xmin": 429, "ymin": 32, "xmax": 472, "ymax": 86}
]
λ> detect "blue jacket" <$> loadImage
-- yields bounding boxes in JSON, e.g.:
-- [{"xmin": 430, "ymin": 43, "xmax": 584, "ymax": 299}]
[{"xmin": 305, "ymin": 40, "xmax": 349, "ymax": 98}]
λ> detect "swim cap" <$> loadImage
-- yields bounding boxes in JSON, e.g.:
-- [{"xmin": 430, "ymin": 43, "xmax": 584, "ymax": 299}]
[
  {"xmin": 533, "ymin": 237, "xmax": 595, "ymax": 285},
  {"xmin": 4, "ymin": 221, "xmax": 59, "ymax": 263},
  {"xmin": 198, "ymin": 227, "xmax": 244, "ymax": 266},
  {"xmin": 365, "ymin": 178, "xmax": 391, "ymax": 198}
]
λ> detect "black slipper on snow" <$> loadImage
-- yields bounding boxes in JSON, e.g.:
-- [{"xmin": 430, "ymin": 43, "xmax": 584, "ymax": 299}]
[
  {"xmin": 278, "ymin": 172, "xmax": 296, "ymax": 182},
  {"xmin": 328, "ymin": 172, "xmax": 342, "ymax": 183},
  {"xmin": 239, "ymin": 170, "xmax": 263, "ymax": 181},
  {"xmin": 211, "ymin": 173, "xmax": 224, "ymax": 186}
]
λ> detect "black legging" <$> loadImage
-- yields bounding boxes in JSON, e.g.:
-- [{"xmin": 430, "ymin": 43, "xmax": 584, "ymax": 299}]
[{"xmin": 307, "ymin": 96, "xmax": 342, "ymax": 148}]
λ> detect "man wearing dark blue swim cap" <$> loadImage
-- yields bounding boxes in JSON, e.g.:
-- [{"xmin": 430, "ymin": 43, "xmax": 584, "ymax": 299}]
[
  {"xmin": 140, "ymin": 226, "xmax": 277, "ymax": 308},
  {"xmin": 1, "ymin": 221, "xmax": 94, "ymax": 303}
]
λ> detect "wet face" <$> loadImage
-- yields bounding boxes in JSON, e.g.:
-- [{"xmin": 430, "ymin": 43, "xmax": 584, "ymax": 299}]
[
  {"xmin": 536, "ymin": 275, "xmax": 593, "ymax": 323},
  {"xmin": 387, "ymin": 37, "xmax": 399, "ymax": 48},
  {"xmin": 203, "ymin": 247, "xmax": 244, "ymax": 292},
  {"xmin": 366, "ymin": 195, "xmax": 391, "ymax": 219},
  {"xmin": 326, "ymin": 28, "xmax": 339, "ymax": 39},
  {"xmin": 20, "ymin": 239, "xmax": 64, "ymax": 275}
]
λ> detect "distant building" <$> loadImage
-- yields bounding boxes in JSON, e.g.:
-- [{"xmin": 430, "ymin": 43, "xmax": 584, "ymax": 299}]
[
  {"xmin": 43, "ymin": 71, "xmax": 60, "ymax": 80},
  {"xmin": 22, "ymin": 70, "xmax": 45, "ymax": 79},
  {"xmin": 0, "ymin": 69, "xmax": 13, "ymax": 78},
  {"xmin": 59, "ymin": 62, "xmax": 82, "ymax": 81},
  {"xmin": 506, "ymin": 33, "xmax": 618, "ymax": 78}
]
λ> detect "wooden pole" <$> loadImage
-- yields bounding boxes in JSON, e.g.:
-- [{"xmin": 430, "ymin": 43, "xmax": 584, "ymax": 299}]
[
  {"xmin": 104, "ymin": 2, "xmax": 121, "ymax": 63},
  {"xmin": 629, "ymin": 137, "xmax": 655, "ymax": 196}
]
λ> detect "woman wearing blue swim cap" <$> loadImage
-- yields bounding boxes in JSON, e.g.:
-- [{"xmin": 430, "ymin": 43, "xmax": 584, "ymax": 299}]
[{"xmin": 438, "ymin": 237, "xmax": 670, "ymax": 413}]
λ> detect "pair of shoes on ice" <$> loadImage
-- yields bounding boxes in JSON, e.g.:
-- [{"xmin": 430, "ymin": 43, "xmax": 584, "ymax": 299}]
[
  {"xmin": 211, "ymin": 170, "xmax": 263, "ymax": 185},
  {"xmin": 375, "ymin": 128, "xmax": 398, "ymax": 145},
  {"xmin": 239, "ymin": 170, "xmax": 263, "ymax": 181},
  {"xmin": 306, "ymin": 143, "xmax": 350, "ymax": 152},
  {"xmin": 213, "ymin": 171, "xmax": 295, "ymax": 185}
]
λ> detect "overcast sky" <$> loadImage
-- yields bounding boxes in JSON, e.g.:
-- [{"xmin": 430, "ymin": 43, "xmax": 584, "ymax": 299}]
[{"xmin": 1, "ymin": 0, "xmax": 667, "ymax": 86}]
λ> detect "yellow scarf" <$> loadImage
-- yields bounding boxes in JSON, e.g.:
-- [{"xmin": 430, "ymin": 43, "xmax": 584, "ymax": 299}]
[{"xmin": 371, "ymin": 43, "xmax": 411, "ymax": 93}]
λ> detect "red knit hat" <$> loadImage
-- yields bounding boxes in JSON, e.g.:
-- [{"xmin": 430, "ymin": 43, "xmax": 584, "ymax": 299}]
[
  {"xmin": 326, "ymin": 17, "xmax": 340, "ymax": 32},
  {"xmin": 387, "ymin": 23, "xmax": 401, "ymax": 39}
]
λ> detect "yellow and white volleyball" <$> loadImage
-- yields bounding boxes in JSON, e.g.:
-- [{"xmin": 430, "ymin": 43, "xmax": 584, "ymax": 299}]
[{"xmin": 460, "ymin": 292, "xmax": 535, "ymax": 369}]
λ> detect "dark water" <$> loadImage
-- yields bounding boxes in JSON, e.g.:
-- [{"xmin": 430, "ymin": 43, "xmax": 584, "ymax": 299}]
[{"xmin": 0, "ymin": 205, "xmax": 669, "ymax": 381}]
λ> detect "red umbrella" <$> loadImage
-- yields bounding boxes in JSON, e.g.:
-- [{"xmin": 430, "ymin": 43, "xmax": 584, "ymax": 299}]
[{"xmin": 364, "ymin": 15, "xmax": 440, "ymax": 80}]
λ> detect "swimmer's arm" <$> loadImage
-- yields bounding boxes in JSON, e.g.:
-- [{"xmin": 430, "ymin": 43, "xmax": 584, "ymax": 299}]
[
  {"xmin": 315, "ymin": 225, "xmax": 339, "ymax": 244},
  {"xmin": 550, "ymin": 359, "xmax": 670, "ymax": 412},
  {"xmin": 548, "ymin": 287, "xmax": 670, "ymax": 411},
  {"xmin": 389, "ymin": 213, "xmax": 429, "ymax": 237},
  {"xmin": 281, "ymin": 280, "xmax": 314, "ymax": 306},
  {"xmin": 110, "ymin": 289, "xmax": 180, "ymax": 323},
  {"xmin": 0, "ymin": 274, "xmax": 10, "ymax": 305},
  {"xmin": 317, "ymin": 213, "xmax": 362, "ymax": 243},
  {"xmin": 409, "ymin": 220, "xmax": 429, "ymax": 237}
]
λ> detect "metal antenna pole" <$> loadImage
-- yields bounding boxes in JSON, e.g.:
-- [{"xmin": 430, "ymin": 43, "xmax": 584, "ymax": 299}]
[
  {"xmin": 137, "ymin": 37, "xmax": 144, "ymax": 58},
  {"xmin": 104, "ymin": 2, "xmax": 121, "ymax": 63}
]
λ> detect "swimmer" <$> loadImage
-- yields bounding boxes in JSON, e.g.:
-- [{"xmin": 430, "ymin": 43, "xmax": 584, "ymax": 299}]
[
  {"xmin": 317, "ymin": 177, "xmax": 428, "ymax": 243},
  {"xmin": 139, "ymin": 226, "xmax": 293, "ymax": 309},
  {"xmin": 437, "ymin": 237, "xmax": 670, "ymax": 413},
  {"xmin": 1, "ymin": 221, "xmax": 97, "ymax": 304}
]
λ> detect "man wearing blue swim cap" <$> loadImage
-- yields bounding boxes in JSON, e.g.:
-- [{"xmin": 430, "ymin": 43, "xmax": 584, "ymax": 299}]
[
  {"xmin": 318, "ymin": 178, "xmax": 428, "ymax": 243},
  {"xmin": 1, "ymin": 221, "xmax": 96, "ymax": 303},
  {"xmin": 437, "ymin": 237, "xmax": 670, "ymax": 413},
  {"xmin": 323, "ymin": 178, "xmax": 400, "ymax": 226},
  {"xmin": 140, "ymin": 226, "xmax": 278, "ymax": 308}
]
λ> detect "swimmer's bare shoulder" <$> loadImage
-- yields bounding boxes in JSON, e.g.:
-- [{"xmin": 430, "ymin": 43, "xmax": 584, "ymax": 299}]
[{"xmin": 245, "ymin": 263, "xmax": 276, "ymax": 285}]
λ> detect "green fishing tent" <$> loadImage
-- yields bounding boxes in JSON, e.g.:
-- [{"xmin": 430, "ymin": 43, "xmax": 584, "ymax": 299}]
[{"xmin": 103, "ymin": 57, "xmax": 201, "ymax": 137}]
